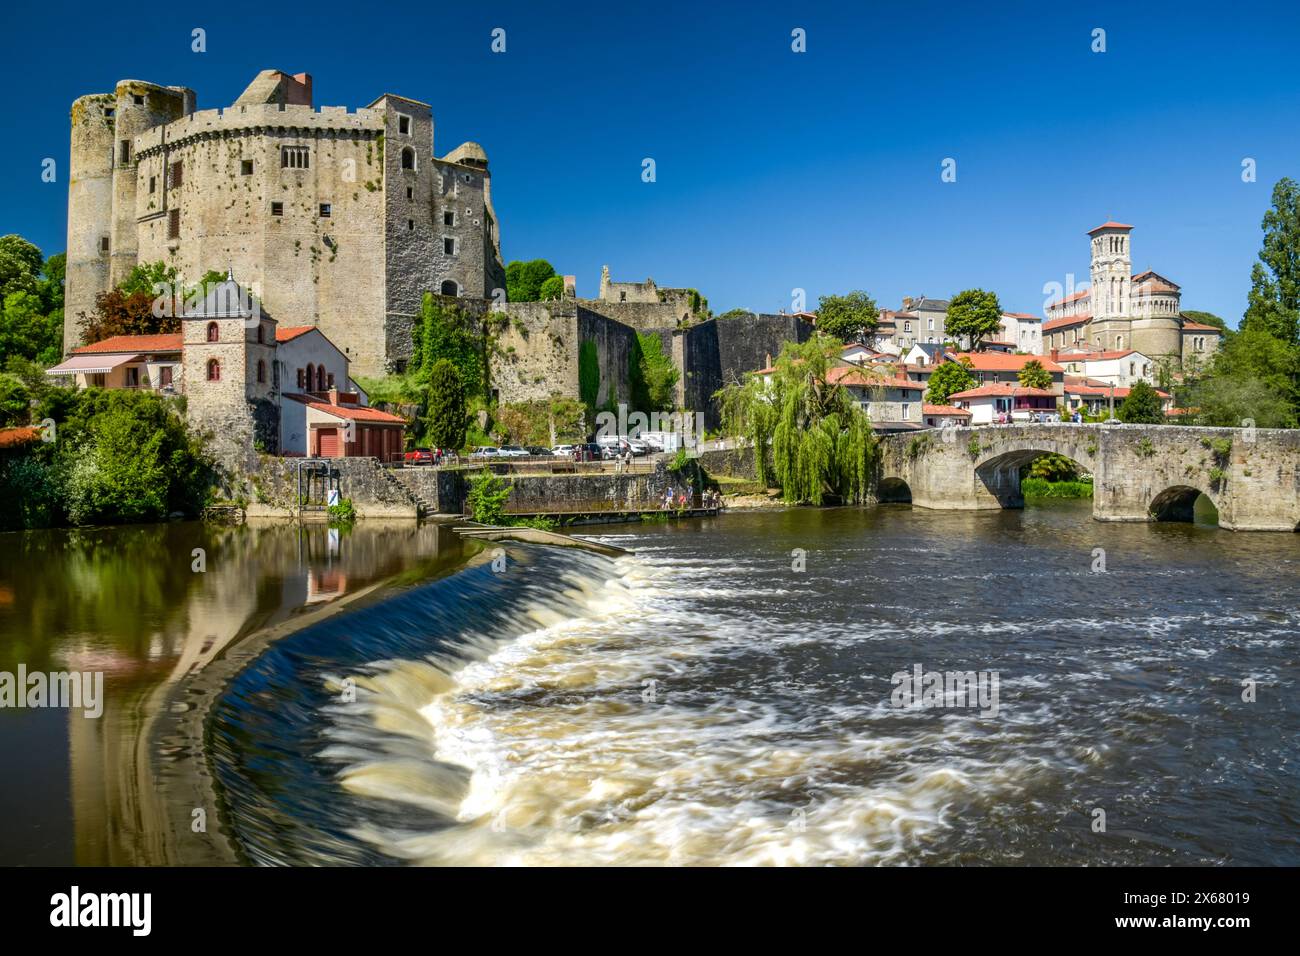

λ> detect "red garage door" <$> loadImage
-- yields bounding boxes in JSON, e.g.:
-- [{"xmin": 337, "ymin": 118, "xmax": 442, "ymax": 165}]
[{"xmin": 318, "ymin": 427, "xmax": 340, "ymax": 457}]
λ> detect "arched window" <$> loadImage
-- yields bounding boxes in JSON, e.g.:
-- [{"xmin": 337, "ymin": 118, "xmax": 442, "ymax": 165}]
[
  {"xmin": 206, "ymin": 321, "xmax": 219, "ymax": 343},
  {"xmin": 206, "ymin": 358, "xmax": 220, "ymax": 382},
  {"xmin": 256, "ymin": 325, "xmax": 264, "ymax": 344},
  {"xmin": 1115, "ymin": 335, "xmax": 1124, "ymax": 350},
  {"xmin": 306, "ymin": 364, "xmax": 316, "ymax": 390},
  {"xmin": 401, "ymin": 147, "xmax": 416, "ymax": 171},
  {"xmin": 257, "ymin": 360, "xmax": 266, "ymax": 383},
  {"xmin": 440, "ymin": 279, "xmax": 458, "ymax": 296},
  {"xmin": 316, "ymin": 366, "xmax": 326, "ymax": 391},
  {"xmin": 297, "ymin": 367, "xmax": 305, "ymax": 389}
]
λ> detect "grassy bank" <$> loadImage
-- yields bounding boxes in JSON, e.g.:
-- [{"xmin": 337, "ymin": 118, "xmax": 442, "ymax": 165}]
[{"xmin": 1021, "ymin": 477, "xmax": 1094, "ymax": 499}]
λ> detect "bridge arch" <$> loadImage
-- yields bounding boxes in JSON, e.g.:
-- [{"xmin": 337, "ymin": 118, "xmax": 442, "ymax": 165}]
[
  {"xmin": 1149, "ymin": 485, "xmax": 1219, "ymax": 524},
  {"xmin": 973, "ymin": 447, "xmax": 1092, "ymax": 509},
  {"xmin": 877, "ymin": 476, "xmax": 912, "ymax": 503}
]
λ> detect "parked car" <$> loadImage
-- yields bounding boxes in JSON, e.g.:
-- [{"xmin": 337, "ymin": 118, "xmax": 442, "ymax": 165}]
[
  {"xmin": 468, "ymin": 446, "xmax": 501, "ymax": 459},
  {"xmin": 626, "ymin": 439, "xmax": 650, "ymax": 456},
  {"xmin": 404, "ymin": 448, "xmax": 434, "ymax": 466},
  {"xmin": 551, "ymin": 444, "xmax": 576, "ymax": 458},
  {"xmin": 524, "ymin": 446, "xmax": 551, "ymax": 457},
  {"xmin": 578, "ymin": 442, "xmax": 605, "ymax": 461},
  {"xmin": 498, "ymin": 445, "xmax": 529, "ymax": 458}
]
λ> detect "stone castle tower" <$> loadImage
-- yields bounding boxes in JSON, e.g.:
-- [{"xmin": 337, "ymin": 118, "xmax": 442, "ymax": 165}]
[{"xmin": 65, "ymin": 69, "xmax": 506, "ymax": 377}]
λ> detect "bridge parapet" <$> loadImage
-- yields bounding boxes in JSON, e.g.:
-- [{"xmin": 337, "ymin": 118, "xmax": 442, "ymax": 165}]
[{"xmin": 879, "ymin": 423, "xmax": 1300, "ymax": 531}]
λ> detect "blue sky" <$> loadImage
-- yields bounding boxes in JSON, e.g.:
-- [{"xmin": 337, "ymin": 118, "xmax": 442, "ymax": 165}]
[{"xmin": 3, "ymin": 0, "xmax": 1298, "ymax": 325}]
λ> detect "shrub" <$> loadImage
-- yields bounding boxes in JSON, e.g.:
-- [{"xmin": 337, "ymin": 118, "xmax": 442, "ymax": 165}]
[{"xmin": 467, "ymin": 469, "xmax": 512, "ymax": 524}]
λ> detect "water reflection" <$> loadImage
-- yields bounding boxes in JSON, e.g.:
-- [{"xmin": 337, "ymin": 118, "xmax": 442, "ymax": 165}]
[{"xmin": 0, "ymin": 520, "xmax": 471, "ymax": 865}]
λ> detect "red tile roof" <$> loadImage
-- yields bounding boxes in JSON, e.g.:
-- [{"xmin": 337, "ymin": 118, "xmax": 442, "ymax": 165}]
[
  {"xmin": 276, "ymin": 325, "xmax": 316, "ymax": 342},
  {"xmin": 1043, "ymin": 314, "xmax": 1092, "ymax": 331},
  {"xmin": 0, "ymin": 426, "xmax": 42, "ymax": 450},
  {"xmin": 950, "ymin": 352, "xmax": 1064, "ymax": 373},
  {"xmin": 923, "ymin": 404, "xmax": 971, "ymax": 417},
  {"xmin": 949, "ymin": 384, "xmax": 1057, "ymax": 400},
  {"xmin": 72, "ymin": 334, "xmax": 182, "ymax": 354},
  {"xmin": 1046, "ymin": 289, "xmax": 1091, "ymax": 309},
  {"xmin": 283, "ymin": 394, "xmax": 406, "ymax": 424},
  {"xmin": 1181, "ymin": 321, "xmax": 1222, "ymax": 332},
  {"xmin": 826, "ymin": 366, "xmax": 926, "ymax": 390},
  {"xmin": 1087, "ymin": 221, "xmax": 1134, "ymax": 234}
]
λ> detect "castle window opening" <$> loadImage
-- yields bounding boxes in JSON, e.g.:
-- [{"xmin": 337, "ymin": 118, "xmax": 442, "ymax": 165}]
[
  {"xmin": 398, "ymin": 115, "xmax": 411, "ymax": 135},
  {"xmin": 105, "ymin": 108, "xmax": 114, "ymax": 118},
  {"xmin": 443, "ymin": 237, "xmax": 456, "ymax": 255},
  {"xmin": 167, "ymin": 209, "xmax": 180, "ymax": 239},
  {"xmin": 319, "ymin": 203, "xmax": 332, "ymax": 218},
  {"xmin": 408, "ymin": 220, "xmax": 414, "ymax": 231},
  {"xmin": 271, "ymin": 202, "xmax": 284, "ymax": 217},
  {"xmin": 206, "ymin": 359, "xmax": 220, "ymax": 382},
  {"xmin": 132, "ymin": 94, "xmax": 144, "ymax": 105},
  {"xmin": 406, "ymin": 187, "xmax": 413, "ymax": 200},
  {"xmin": 99, "ymin": 237, "xmax": 110, "ymax": 253},
  {"xmin": 281, "ymin": 146, "xmax": 310, "ymax": 169},
  {"xmin": 444, "ymin": 211, "xmax": 455, "ymax": 226},
  {"xmin": 119, "ymin": 140, "xmax": 131, "ymax": 164},
  {"xmin": 148, "ymin": 176, "xmax": 156, "ymax": 193},
  {"xmin": 206, "ymin": 322, "xmax": 219, "ymax": 343},
  {"xmin": 257, "ymin": 360, "xmax": 267, "ymax": 384},
  {"xmin": 440, "ymin": 280, "xmax": 458, "ymax": 296},
  {"xmin": 401, "ymin": 147, "xmax": 416, "ymax": 170},
  {"xmin": 168, "ymin": 160, "xmax": 183, "ymax": 187},
  {"xmin": 241, "ymin": 160, "xmax": 253, "ymax": 175}
]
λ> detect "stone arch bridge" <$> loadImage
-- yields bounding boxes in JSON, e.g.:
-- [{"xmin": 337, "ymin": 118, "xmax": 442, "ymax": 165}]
[{"xmin": 878, "ymin": 424, "xmax": 1300, "ymax": 531}]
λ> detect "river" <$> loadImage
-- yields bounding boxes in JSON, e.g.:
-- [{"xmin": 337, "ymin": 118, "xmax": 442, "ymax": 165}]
[{"xmin": 2, "ymin": 501, "xmax": 1297, "ymax": 865}]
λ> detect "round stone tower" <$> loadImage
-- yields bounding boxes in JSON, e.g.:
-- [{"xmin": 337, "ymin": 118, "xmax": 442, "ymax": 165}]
[
  {"xmin": 108, "ymin": 81, "xmax": 193, "ymax": 288},
  {"xmin": 65, "ymin": 92, "xmax": 117, "ymax": 354}
]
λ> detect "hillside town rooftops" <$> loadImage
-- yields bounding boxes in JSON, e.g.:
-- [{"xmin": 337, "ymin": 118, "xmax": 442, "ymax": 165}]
[
  {"xmin": 69, "ymin": 334, "xmax": 183, "ymax": 354},
  {"xmin": 950, "ymin": 352, "xmax": 1064, "ymax": 372},
  {"xmin": 948, "ymin": 384, "xmax": 1057, "ymax": 400}
]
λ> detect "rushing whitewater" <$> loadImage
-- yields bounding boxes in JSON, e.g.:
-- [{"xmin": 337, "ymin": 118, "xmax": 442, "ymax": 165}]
[{"xmin": 209, "ymin": 504, "xmax": 1300, "ymax": 866}]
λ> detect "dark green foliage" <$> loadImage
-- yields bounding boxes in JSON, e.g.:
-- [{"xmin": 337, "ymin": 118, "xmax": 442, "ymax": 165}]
[
  {"xmin": 1118, "ymin": 380, "xmax": 1166, "ymax": 424},
  {"xmin": 0, "ymin": 373, "xmax": 31, "ymax": 426},
  {"xmin": 1027, "ymin": 453, "xmax": 1081, "ymax": 482},
  {"xmin": 715, "ymin": 308, "xmax": 755, "ymax": 321},
  {"xmin": 1021, "ymin": 477, "xmax": 1093, "ymax": 498},
  {"xmin": 945, "ymin": 289, "xmax": 1003, "ymax": 348},
  {"xmin": 0, "ymin": 389, "xmax": 212, "ymax": 530},
  {"xmin": 815, "ymin": 291, "xmax": 878, "ymax": 343},
  {"xmin": 505, "ymin": 260, "xmax": 558, "ymax": 302},
  {"xmin": 539, "ymin": 275, "xmax": 565, "ymax": 301},
  {"xmin": 467, "ymin": 470, "xmax": 512, "ymax": 524},
  {"xmin": 578, "ymin": 339, "xmax": 600, "ymax": 411},
  {"xmin": 0, "ymin": 236, "xmax": 64, "ymax": 365},
  {"xmin": 1181, "ymin": 310, "xmax": 1228, "ymax": 333},
  {"xmin": 1018, "ymin": 359, "xmax": 1052, "ymax": 390},
  {"xmin": 412, "ymin": 293, "xmax": 485, "ymax": 398},
  {"xmin": 1242, "ymin": 178, "xmax": 1300, "ymax": 345},
  {"xmin": 426, "ymin": 359, "xmax": 467, "ymax": 450},
  {"xmin": 628, "ymin": 332, "xmax": 678, "ymax": 413},
  {"xmin": 925, "ymin": 358, "xmax": 976, "ymax": 404},
  {"xmin": 716, "ymin": 333, "xmax": 879, "ymax": 505}
]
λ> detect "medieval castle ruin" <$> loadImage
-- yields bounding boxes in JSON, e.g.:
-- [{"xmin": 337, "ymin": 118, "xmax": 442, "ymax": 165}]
[{"xmin": 64, "ymin": 68, "xmax": 809, "ymax": 431}]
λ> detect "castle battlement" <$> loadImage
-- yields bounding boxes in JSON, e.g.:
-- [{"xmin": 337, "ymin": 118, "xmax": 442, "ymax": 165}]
[{"xmin": 133, "ymin": 104, "xmax": 385, "ymax": 156}]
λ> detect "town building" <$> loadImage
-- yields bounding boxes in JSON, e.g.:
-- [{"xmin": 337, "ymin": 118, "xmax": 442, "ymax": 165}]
[
  {"xmin": 47, "ymin": 275, "xmax": 403, "ymax": 462},
  {"xmin": 1051, "ymin": 348, "xmax": 1155, "ymax": 388},
  {"xmin": 999, "ymin": 312, "xmax": 1043, "ymax": 353},
  {"xmin": 1042, "ymin": 221, "xmax": 1222, "ymax": 364},
  {"xmin": 948, "ymin": 384, "xmax": 1059, "ymax": 424}
]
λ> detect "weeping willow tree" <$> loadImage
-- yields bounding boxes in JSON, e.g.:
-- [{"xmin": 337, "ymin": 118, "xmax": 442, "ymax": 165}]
[{"xmin": 716, "ymin": 334, "xmax": 880, "ymax": 504}]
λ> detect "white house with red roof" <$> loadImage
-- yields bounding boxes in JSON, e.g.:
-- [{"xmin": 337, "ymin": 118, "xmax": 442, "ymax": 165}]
[
  {"xmin": 1051, "ymin": 347, "xmax": 1155, "ymax": 387},
  {"xmin": 1042, "ymin": 221, "xmax": 1221, "ymax": 363},
  {"xmin": 948, "ymin": 383, "xmax": 1060, "ymax": 425},
  {"xmin": 46, "ymin": 275, "xmax": 403, "ymax": 460}
]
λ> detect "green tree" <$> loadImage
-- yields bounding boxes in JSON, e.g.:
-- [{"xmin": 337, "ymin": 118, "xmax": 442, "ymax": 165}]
[
  {"xmin": 1018, "ymin": 359, "xmax": 1053, "ymax": 390},
  {"xmin": 467, "ymin": 470, "xmax": 512, "ymax": 524},
  {"xmin": 1180, "ymin": 374, "xmax": 1297, "ymax": 429},
  {"xmin": 1028, "ymin": 453, "xmax": 1080, "ymax": 482},
  {"xmin": 1241, "ymin": 178, "xmax": 1300, "ymax": 345},
  {"xmin": 539, "ymin": 275, "xmax": 565, "ymax": 301},
  {"xmin": 0, "ymin": 372, "xmax": 31, "ymax": 426},
  {"xmin": 2, "ymin": 291, "xmax": 63, "ymax": 365},
  {"xmin": 715, "ymin": 308, "xmax": 754, "ymax": 321},
  {"xmin": 0, "ymin": 235, "xmax": 43, "ymax": 300},
  {"xmin": 945, "ymin": 289, "xmax": 1003, "ymax": 349},
  {"xmin": 715, "ymin": 333, "xmax": 879, "ymax": 505},
  {"xmin": 505, "ymin": 259, "xmax": 558, "ymax": 302},
  {"xmin": 411, "ymin": 294, "xmax": 485, "ymax": 397},
  {"xmin": 815, "ymin": 291, "xmax": 878, "ymax": 343},
  {"xmin": 925, "ymin": 357, "xmax": 977, "ymax": 404},
  {"xmin": 1118, "ymin": 380, "xmax": 1165, "ymax": 424},
  {"xmin": 425, "ymin": 359, "xmax": 467, "ymax": 450}
]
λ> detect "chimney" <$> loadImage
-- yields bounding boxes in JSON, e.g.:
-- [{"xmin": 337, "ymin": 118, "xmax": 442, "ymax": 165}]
[
  {"xmin": 328, "ymin": 387, "xmax": 340, "ymax": 406},
  {"xmin": 902, "ymin": 296, "xmax": 914, "ymax": 310},
  {"xmin": 1050, "ymin": 348, "xmax": 1059, "ymax": 362}
]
